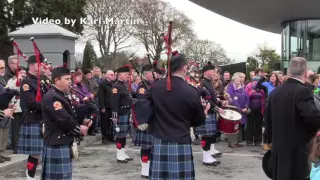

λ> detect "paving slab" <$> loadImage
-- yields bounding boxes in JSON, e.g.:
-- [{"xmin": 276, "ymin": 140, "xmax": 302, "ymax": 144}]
[{"xmin": 0, "ymin": 140, "xmax": 270, "ymax": 180}]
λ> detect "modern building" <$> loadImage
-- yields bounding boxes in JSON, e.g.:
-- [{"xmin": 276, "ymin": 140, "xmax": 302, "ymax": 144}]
[{"xmin": 190, "ymin": 0, "xmax": 320, "ymax": 72}]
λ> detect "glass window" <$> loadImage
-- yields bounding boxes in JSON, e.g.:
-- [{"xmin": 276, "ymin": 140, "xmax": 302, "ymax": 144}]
[
  {"xmin": 307, "ymin": 20, "xmax": 320, "ymax": 61},
  {"xmin": 282, "ymin": 24, "xmax": 290, "ymax": 61}
]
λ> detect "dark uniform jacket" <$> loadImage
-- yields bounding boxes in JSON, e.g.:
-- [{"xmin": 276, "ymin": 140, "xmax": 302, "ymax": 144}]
[
  {"xmin": 42, "ymin": 86, "xmax": 82, "ymax": 146},
  {"xmin": 200, "ymin": 77, "xmax": 221, "ymax": 114},
  {"xmin": 110, "ymin": 80, "xmax": 132, "ymax": 115},
  {"xmin": 98, "ymin": 79, "xmax": 113, "ymax": 109},
  {"xmin": 135, "ymin": 80, "xmax": 152, "ymax": 99},
  {"xmin": 149, "ymin": 76, "xmax": 206, "ymax": 144},
  {"xmin": 266, "ymin": 78, "xmax": 320, "ymax": 180},
  {"xmin": 20, "ymin": 72, "xmax": 48, "ymax": 124}
]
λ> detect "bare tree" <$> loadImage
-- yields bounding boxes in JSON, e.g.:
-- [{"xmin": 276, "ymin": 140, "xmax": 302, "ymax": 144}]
[
  {"xmin": 74, "ymin": 52, "xmax": 83, "ymax": 68},
  {"xmin": 181, "ymin": 39, "xmax": 232, "ymax": 66},
  {"xmin": 84, "ymin": 0, "xmax": 135, "ymax": 69},
  {"xmin": 132, "ymin": 0, "xmax": 195, "ymax": 64}
]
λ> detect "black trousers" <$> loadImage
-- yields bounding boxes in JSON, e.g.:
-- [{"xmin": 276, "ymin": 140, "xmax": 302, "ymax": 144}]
[
  {"xmin": 100, "ymin": 109, "xmax": 114, "ymax": 140},
  {"xmin": 245, "ymin": 108, "xmax": 263, "ymax": 144},
  {"xmin": 11, "ymin": 112, "xmax": 22, "ymax": 151}
]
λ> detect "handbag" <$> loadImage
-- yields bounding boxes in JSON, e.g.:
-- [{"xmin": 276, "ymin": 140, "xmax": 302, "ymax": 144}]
[{"xmin": 71, "ymin": 140, "xmax": 79, "ymax": 159}]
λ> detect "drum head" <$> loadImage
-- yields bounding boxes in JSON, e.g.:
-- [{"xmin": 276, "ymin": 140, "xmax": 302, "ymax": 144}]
[{"xmin": 220, "ymin": 109, "xmax": 242, "ymax": 121}]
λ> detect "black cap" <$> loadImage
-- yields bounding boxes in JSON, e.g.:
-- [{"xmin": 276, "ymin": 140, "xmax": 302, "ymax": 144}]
[
  {"xmin": 82, "ymin": 69, "xmax": 91, "ymax": 75},
  {"xmin": 51, "ymin": 67, "xmax": 70, "ymax": 79},
  {"xmin": 170, "ymin": 54, "xmax": 187, "ymax": 73},
  {"xmin": 28, "ymin": 54, "xmax": 44, "ymax": 65},
  {"xmin": 154, "ymin": 68, "xmax": 163, "ymax": 75},
  {"xmin": 142, "ymin": 64, "xmax": 153, "ymax": 73},
  {"xmin": 202, "ymin": 62, "xmax": 215, "ymax": 73},
  {"xmin": 117, "ymin": 66, "xmax": 130, "ymax": 73}
]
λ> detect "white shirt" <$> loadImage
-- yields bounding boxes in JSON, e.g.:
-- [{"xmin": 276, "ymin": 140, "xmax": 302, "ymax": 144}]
[{"xmin": 7, "ymin": 77, "xmax": 22, "ymax": 113}]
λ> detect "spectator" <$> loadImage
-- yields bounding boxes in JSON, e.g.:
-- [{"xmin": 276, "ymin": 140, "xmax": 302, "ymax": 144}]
[
  {"xmin": 131, "ymin": 75, "xmax": 141, "ymax": 92},
  {"xmin": 7, "ymin": 67, "xmax": 26, "ymax": 153},
  {"xmin": 4, "ymin": 55, "xmax": 18, "ymax": 82}
]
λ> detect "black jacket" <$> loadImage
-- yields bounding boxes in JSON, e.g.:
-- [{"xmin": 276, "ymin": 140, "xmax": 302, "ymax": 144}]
[
  {"xmin": 42, "ymin": 86, "xmax": 82, "ymax": 146},
  {"xmin": 266, "ymin": 78, "xmax": 320, "ymax": 180},
  {"xmin": 149, "ymin": 76, "xmax": 206, "ymax": 144},
  {"xmin": 98, "ymin": 79, "xmax": 113, "ymax": 109}
]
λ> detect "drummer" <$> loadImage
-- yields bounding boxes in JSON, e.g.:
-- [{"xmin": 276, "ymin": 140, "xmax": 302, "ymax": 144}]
[
  {"xmin": 226, "ymin": 72, "xmax": 250, "ymax": 148},
  {"xmin": 196, "ymin": 62, "xmax": 226, "ymax": 166}
]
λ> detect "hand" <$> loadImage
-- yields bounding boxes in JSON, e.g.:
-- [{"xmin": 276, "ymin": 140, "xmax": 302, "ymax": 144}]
[
  {"xmin": 83, "ymin": 119, "xmax": 92, "ymax": 127},
  {"xmin": 200, "ymin": 97, "xmax": 206, "ymax": 107},
  {"xmin": 205, "ymin": 103, "xmax": 211, "ymax": 111},
  {"xmin": 218, "ymin": 108, "xmax": 224, "ymax": 114},
  {"xmin": 83, "ymin": 97, "xmax": 89, "ymax": 102},
  {"xmin": 101, "ymin": 108, "xmax": 105, "ymax": 113},
  {"xmin": 242, "ymin": 108, "xmax": 248, "ymax": 113},
  {"xmin": 3, "ymin": 108, "xmax": 14, "ymax": 118},
  {"xmin": 80, "ymin": 125, "xmax": 88, "ymax": 136},
  {"xmin": 89, "ymin": 94, "xmax": 94, "ymax": 99},
  {"xmin": 111, "ymin": 117, "xmax": 118, "ymax": 123},
  {"xmin": 222, "ymin": 101, "xmax": 229, "ymax": 106}
]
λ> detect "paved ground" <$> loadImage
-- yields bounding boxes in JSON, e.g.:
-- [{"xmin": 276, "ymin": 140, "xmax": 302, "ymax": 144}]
[{"xmin": 0, "ymin": 139, "xmax": 269, "ymax": 180}]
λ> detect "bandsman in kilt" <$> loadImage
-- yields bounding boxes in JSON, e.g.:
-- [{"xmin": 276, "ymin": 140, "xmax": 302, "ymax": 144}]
[
  {"xmin": 148, "ymin": 54, "xmax": 206, "ymax": 180},
  {"xmin": 41, "ymin": 67, "xmax": 91, "ymax": 180},
  {"xmin": 17, "ymin": 55, "xmax": 48, "ymax": 180},
  {"xmin": 133, "ymin": 64, "xmax": 154, "ymax": 178},
  {"xmin": 197, "ymin": 62, "xmax": 226, "ymax": 166},
  {"xmin": 110, "ymin": 65, "xmax": 134, "ymax": 163}
]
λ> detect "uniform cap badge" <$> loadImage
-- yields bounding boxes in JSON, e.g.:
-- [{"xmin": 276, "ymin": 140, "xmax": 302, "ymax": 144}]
[
  {"xmin": 112, "ymin": 88, "xmax": 118, "ymax": 94},
  {"xmin": 22, "ymin": 84, "xmax": 29, "ymax": 91},
  {"xmin": 139, "ymin": 88, "xmax": 145, "ymax": 94},
  {"xmin": 53, "ymin": 101, "xmax": 62, "ymax": 110}
]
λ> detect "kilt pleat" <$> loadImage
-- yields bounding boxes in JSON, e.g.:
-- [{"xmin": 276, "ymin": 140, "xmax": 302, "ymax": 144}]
[
  {"xmin": 196, "ymin": 113, "xmax": 217, "ymax": 136},
  {"xmin": 17, "ymin": 123, "xmax": 43, "ymax": 155},
  {"xmin": 134, "ymin": 130, "xmax": 153, "ymax": 148},
  {"xmin": 149, "ymin": 137, "xmax": 195, "ymax": 180},
  {"xmin": 41, "ymin": 144, "xmax": 72, "ymax": 180},
  {"xmin": 117, "ymin": 114, "xmax": 129, "ymax": 137}
]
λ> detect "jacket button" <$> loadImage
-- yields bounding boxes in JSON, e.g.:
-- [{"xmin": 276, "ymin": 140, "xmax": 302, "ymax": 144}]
[
  {"xmin": 63, "ymin": 134, "xmax": 65, "ymax": 136},
  {"xmin": 58, "ymin": 136, "xmax": 60, "ymax": 139}
]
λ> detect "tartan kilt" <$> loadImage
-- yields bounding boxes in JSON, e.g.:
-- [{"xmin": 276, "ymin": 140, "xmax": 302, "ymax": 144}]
[
  {"xmin": 41, "ymin": 144, "xmax": 72, "ymax": 180},
  {"xmin": 17, "ymin": 123, "xmax": 43, "ymax": 155},
  {"xmin": 149, "ymin": 137, "xmax": 195, "ymax": 180},
  {"xmin": 134, "ymin": 130, "xmax": 153, "ymax": 148},
  {"xmin": 196, "ymin": 113, "xmax": 217, "ymax": 136},
  {"xmin": 116, "ymin": 114, "xmax": 129, "ymax": 137}
]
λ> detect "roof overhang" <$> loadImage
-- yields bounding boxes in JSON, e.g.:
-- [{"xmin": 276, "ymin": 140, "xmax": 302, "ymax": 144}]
[{"xmin": 190, "ymin": 0, "xmax": 320, "ymax": 34}]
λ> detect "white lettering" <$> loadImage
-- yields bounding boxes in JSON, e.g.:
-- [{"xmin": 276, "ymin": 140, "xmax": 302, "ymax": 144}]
[
  {"xmin": 32, "ymin": 17, "xmax": 40, "ymax": 24},
  {"xmin": 80, "ymin": 18, "xmax": 87, "ymax": 24}
]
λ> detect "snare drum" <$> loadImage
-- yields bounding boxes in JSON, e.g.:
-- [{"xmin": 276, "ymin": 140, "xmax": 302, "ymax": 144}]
[{"xmin": 218, "ymin": 109, "xmax": 242, "ymax": 135}]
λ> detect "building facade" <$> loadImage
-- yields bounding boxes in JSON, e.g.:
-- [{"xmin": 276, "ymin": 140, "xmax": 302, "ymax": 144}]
[{"xmin": 190, "ymin": 0, "xmax": 320, "ymax": 72}]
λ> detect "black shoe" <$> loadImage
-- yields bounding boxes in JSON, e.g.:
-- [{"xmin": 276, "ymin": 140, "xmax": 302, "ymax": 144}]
[
  {"xmin": 141, "ymin": 175, "xmax": 148, "ymax": 179},
  {"xmin": 125, "ymin": 157, "xmax": 134, "ymax": 161},
  {"xmin": 202, "ymin": 161, "xmax": 219, "ymax": 166},
  {"xmin": 0, "ymin": 155, "xmax": 11, "ymax": 161},
  {"xmin": 6, "ymin": 144, "xmax": 12, "ymax": 150},
  {"xmin": 117, "ymin": 159, "xmax": 128, "ymax": 163},
  {"xmin": 212, "ymin": 153, "xmax": 223, "ymax": 158}
]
